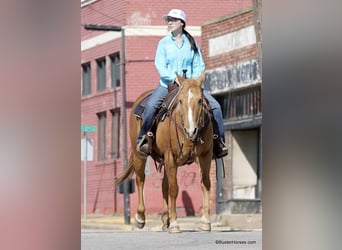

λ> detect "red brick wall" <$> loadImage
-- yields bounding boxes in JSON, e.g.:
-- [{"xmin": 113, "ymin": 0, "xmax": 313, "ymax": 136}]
[
  {"xmin": 123, "ymin": 0, "xmax": 251, "ymax": 26},
  {"xmin": 202, "ymin": 8, "xmax": 256, "ymax": 70},
  {"xmin": 81, "ymin": 0, "xmax": 252, "ymax": 216},
  {"xmin": 81, "ymin": 1, "xmax": 125, "ymax": 39}
]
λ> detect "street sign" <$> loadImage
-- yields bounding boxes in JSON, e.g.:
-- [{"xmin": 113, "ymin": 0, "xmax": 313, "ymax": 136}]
[
  {"xmin": 81, "ymin": 138, "xmax": 94, "ymax": 161},
  {"xmin": 81, "ymin": 125, "xmax": 96, "ymax": 132},
  {"xmin": 81, "ymin": 124, "xmax": 96, "ymax": 220}
]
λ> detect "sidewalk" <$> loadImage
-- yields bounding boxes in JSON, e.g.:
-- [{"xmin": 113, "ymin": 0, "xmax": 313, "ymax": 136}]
[{"xmin": 81, "ymin": 214, "xmax": 262, "ymax": 231}]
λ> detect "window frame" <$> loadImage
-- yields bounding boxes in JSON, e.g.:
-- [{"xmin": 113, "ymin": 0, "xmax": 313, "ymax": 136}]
[
  {"xmin": 81, "ymin": 62, "xmax": 91, "ymax": 96},
  {"xmin": 96, "ymin": 57, "xmax": 106, "ymax": 92},
  {"xmin": 97, "ymin": 111, "xmax": 107, "ymax": 161},
  {"xmin": 110, "ymin": 53, "xmax": 120, "ymax": 89},
  {"xmin": 110, "ymin": 108, "xmax": 120, "ymax": 159}
]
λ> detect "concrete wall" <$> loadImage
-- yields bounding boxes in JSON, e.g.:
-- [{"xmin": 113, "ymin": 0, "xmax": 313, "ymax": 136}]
[{"xmin": 232, "ymin": 129, "xmax": 258, "ymax": 199}]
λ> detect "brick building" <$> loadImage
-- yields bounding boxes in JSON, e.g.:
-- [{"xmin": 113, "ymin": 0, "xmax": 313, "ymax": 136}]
[
  {"xmin": 81, "ymin": 0, "xmax": 254, "ymax": 216},
  {"xmin": 202, "ymin": 8, "xmax": 262, "ymax": 214}
]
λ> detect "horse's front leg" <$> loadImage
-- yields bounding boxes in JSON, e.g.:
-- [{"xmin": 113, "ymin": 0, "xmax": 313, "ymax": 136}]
[
  {"xmin": 168, "ymin": 164, "xmax": 181, "ymax": 233},
  {"xmin": 133, "ymin": 156, "xmax": 147, "ymax": 229},
  {"xmin": 161, "ymin": 170, "xmax": 170, "ymax": 231},
  {"xmin": 198, "ymin": 155, "xmax": 212, "ymax": 231}
]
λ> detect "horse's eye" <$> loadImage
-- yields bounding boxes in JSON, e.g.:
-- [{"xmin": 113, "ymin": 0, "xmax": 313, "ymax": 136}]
[
  {"xmin": 198, "ymin": 99, "xmax": 202, "ymax": 105},
  {"xmin": 179, "ymin": 100, "xmax": 183, "ymax": 105}
]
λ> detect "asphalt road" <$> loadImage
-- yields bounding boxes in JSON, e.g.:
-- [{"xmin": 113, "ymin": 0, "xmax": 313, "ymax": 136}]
[{"xmin": 81, "ymin": 229, "xmax": 262, "ymax": 250}]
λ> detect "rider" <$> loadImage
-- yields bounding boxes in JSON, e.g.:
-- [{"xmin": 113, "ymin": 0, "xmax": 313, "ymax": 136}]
[{"xmin": 136, "ymin": 9, "xmax": 228, "ymax": 158}]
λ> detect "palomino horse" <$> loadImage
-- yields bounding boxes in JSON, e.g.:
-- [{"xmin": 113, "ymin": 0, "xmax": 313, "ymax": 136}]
[{"xmin": 115, "ymin": 73, "xmax": 213, "ymax": 233}]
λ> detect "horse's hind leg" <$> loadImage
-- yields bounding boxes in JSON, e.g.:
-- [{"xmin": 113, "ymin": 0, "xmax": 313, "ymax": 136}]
[
  {"xmin": 133, "ymin": 154, "xmax": 147, "ymax": 229},
  {"xmin": 198, "ymin": 156, "xmax": 212, "ymax": 231},
  {"xmin": 161, "ymin": 170, "xmax": 170, "ymax": 231}
]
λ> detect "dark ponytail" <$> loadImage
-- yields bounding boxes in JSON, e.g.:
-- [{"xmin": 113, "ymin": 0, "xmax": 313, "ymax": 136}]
[{"xmin": 183, "ymin": 26, "xmax": 199, "ymax": 54}]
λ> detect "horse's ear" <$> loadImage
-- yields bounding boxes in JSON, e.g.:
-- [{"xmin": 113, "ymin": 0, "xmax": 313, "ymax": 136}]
[
  {"xmin": 175, "ymin": 73, "xmax": 185, "ymax": 85},
  {"xmin": 196, "ymin": 72, "xmax": 206, "ymax": 87}
]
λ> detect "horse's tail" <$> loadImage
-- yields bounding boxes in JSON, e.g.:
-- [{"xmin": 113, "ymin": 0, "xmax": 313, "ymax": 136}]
[{"xmin": 114, "ymin": 152, "xmax": 135, "ymax": 185}]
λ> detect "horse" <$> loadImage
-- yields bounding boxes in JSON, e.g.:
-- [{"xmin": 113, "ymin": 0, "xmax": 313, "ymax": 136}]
[{"xmin": 115, "ymin": 73, "xmax": 213, "ymax": 233}]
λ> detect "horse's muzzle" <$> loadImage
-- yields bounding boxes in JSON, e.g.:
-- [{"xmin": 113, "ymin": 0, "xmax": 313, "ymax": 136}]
[{"xmin": 184, "ymin": 127, "xmax": 198, "ymax": 141}]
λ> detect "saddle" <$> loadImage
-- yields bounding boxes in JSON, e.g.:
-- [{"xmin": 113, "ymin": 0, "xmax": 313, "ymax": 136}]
[{"xmin": 134, "ymin": 83, "xmax": 179, "ymax": 121}]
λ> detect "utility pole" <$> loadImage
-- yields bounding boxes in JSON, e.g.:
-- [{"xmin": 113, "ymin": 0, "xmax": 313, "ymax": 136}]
[
  {"xmin": 84, "ymin": 24, "xmax": 130, "ymax": 224},
  {"xmin": 253, "ymin": 0, "xmax": 262, "ymax": 78},
  {"xmin": 252, "ymin": 0, "xmax": 263, "ymax": 200},
  {"xmin": 81, "ymin": 125, "xmax": 96, "ymax": 220}
]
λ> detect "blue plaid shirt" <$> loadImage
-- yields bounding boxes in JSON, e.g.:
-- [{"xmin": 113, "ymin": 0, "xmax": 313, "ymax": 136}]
[{"xmin": 154, "ymin": 32, "xmax": 205, "ymax": 88}]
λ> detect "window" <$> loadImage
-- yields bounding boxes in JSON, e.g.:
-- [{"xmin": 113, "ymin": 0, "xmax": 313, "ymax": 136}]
[
  {"xmin": 111, "ymin": 109, "xmax": 120, "ymax": 159},
  {"xmin": 97, "ymin": 112, "xmax": 107, "ymax": 160},
  {"xmin": 218, "ymin": 85, "xmax": 261, "ymax": 121},
  {"xmin": 96, "ymin": 57, "xmax": 106, "ymax": 92},
  {"xmin": 110, "ymin": 53, "xmax": 120, "ymax": 88},
  {"xmin": 82, "ymin": 62, "xmax": 91, "ymax": 96}
]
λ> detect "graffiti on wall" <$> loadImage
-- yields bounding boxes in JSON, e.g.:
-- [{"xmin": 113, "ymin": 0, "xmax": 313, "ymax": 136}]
[
  {"xmin": 204, "ymin": 59, "xmax": 261, "ymax": 94},
  {"xmin": 149, "ymin": 170, "xmax": 197, "ymax": 189},
  {"xmin": 145, "ymin": 159, "xmax": 197, "ymax": 189},
  {"xmin": 129, "ymin": 11, "xmax": 154, "ymax": 25}
]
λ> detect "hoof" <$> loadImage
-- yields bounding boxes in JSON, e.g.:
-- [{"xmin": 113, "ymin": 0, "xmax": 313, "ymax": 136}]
[
  {"xmin": 169, "ymin": 221, "xmax": 181, "ymax": 233},
  {"xmin": 199, "ymin": 222, "xmax": 211, "ymax": 231},
  {"xmin": 135, "ymin": 220, "xmax": 145, "ymax": 229},
  {"xmin": 169, "ymin": 225, "xmax": 181, "ymax": 233},
  {"xmin": 161, "ymin": 213, "xmax": 170, "ymax": 231},
  {"xmin": 135, "ymin": 214, "xmax": 145, "ymax": 229},
  {"xmin": 162, "ymin": 223, "xmax": 169, "ymax": 232}
]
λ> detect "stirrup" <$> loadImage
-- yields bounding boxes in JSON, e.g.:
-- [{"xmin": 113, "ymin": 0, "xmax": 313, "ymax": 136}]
[
  {"xmin": 136, "ymin": 135, "xmax": 149, "ymax": 156},
  {"xmin": 213, "ymin": 134, "xmax": 228, "ymax": 158},
  {"xmin": 217, "ymin": 138, "xmax": 228, "ymax": 158},
  {"xmin": 147, "ymin": 131, "xmax": 154, "ymax": 138},
  {"xmin": 217, "ymin": 146, "xmax": 228, "ymax": 158}
]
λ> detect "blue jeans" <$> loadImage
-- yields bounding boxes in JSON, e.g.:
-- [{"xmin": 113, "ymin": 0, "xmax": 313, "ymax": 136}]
[
  {"xmin": 137, "ymin": 85, "xmax": 225, "ymax": 144},
  {"xmin": 137, "ymin": 85, "xmax": 169, "ymax": 144},
  {"xmin": 203, "ymin": 90, "xmax": 225, "ymax": 141}
]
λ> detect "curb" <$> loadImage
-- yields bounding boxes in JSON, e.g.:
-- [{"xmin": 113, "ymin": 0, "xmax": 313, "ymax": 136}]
[{"xmin": 81, "ymin": 214, "xmax": 261, "ymax": 231}]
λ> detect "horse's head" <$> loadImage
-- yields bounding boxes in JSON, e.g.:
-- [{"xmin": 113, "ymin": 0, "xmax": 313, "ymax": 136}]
[{"xmin": 175, "ymin": 73, "xmax": 206, "ymax": 141}]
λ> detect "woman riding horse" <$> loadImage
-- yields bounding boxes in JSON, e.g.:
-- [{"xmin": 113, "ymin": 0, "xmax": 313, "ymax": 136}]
[
  {"xmin": 116, "ymin": 73, "xmax": 214, "ymax": 232},
  {"xmin": 136, "ymin": 9, "xmax": 227, "ymax": 158}
]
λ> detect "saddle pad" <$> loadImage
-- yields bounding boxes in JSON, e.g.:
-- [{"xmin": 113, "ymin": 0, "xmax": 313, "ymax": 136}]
[{"xmin": 134, "ymin": 94, "xmax": 150, "ymax": 119}]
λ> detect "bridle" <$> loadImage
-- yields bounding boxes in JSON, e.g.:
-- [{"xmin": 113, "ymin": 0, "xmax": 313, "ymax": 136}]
[{"xmin": 170, "ymin": 85, "xmax": 208, "ymax": 142}]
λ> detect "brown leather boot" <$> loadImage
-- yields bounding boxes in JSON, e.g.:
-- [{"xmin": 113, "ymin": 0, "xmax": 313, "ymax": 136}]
[
  {"xmin": 136, "ymin": 135, "xmax": 149, "ymax": 157},
  {"xmin": 213, "ymin": 136, "xmax": 228, "ymax": 158},
  {"xmin": 217, "ymin": 138, "xmax": 228, "ymax": 158}
]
